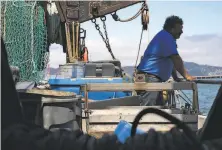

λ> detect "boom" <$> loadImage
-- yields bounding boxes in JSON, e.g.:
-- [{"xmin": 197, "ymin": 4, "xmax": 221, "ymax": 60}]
[
  {"xmin": 45, "ymin": 1, "xmax": 148, "ymax": 64},
  {"xmin": 55, "ymin": 1, "xmax": 145, "ymax": 23}
]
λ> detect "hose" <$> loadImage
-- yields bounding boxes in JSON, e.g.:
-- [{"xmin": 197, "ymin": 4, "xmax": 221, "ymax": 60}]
[{"xmin": 130, "ymin": 107, "xmax": 204, "ymax": 150}]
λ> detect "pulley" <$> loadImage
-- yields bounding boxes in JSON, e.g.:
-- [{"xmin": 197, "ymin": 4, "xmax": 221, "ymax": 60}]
[
  {"xmin": 111, "ymin": 2, "xmax": 149, "ymax": 30},
  {"xmin": 141, "ymin": 4, "xmax": 149, "ymax": 30}
]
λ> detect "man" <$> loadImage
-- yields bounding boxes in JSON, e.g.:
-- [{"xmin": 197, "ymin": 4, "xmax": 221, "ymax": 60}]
[{"xmin": 136, "ymin": 15, "xmax": 196, "ymax": 106}]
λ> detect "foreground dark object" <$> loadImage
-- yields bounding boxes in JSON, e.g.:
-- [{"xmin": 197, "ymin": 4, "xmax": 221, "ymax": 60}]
[
  {"xmin": 2, "ymin": 123, "xmax": 222, "ymax": 150},
  {"xmin": 1, "ymin": 38, "xmax": 23, "ymax": 129}
]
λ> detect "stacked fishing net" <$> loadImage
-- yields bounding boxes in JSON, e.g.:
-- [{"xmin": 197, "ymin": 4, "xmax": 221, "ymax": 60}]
[{"xmin": 1, "ymin": 1, "xmax": 48, "ymax": 82}]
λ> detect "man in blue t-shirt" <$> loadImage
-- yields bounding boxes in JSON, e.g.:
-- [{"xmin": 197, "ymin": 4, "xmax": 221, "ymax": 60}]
[{"xmin": 136, "ymin": 15, "xmax": 195, "ymax": 106}]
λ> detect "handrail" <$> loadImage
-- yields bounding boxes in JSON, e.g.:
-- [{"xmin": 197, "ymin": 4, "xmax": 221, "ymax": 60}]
[
  {"xmin": 81, "ymin": 82, "xmax": 199, "ymax": 133},
  {"xmin": 194, "ymin": 80, "xmax": 222, "ymax": 85},
  {"xmin": 81, "ymin": 82, "xmax": 199, "ymax": 112},
  {"xmin": 84, "ymin": 82, "xmax": 196, "ymax": 91}
]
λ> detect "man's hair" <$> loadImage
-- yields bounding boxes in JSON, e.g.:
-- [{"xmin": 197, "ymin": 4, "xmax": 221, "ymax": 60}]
[{"xmin": 163, "ymin": 15, "xmax": 183, "ymax": 31}]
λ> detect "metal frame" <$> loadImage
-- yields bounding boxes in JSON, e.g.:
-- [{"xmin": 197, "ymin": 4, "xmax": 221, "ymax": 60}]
[
  {"xmin": 81, "ymin": 82, "xmax": 199, "ymax": 133},
  {"xmin": 20, "ymin": 95, "xmax": 82, "ymax": 130}
]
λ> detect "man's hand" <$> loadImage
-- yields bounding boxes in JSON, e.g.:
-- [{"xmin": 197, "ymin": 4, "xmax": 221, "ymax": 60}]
[
  {"xmin": 185, "ymin": 74, "xmax": 196, "ymax": 81},
  {"xmin": 170, "ymin": 55, "xmax": 196, "ymax": 81}
]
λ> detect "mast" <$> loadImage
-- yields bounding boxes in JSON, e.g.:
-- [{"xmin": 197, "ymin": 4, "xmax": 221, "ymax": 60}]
[{"xmin": 64, "ymin": 21, "xmax": 80, "ymax": 63}]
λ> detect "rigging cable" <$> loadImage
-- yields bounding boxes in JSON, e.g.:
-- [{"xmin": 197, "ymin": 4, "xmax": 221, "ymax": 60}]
[
  {"xmin": 133, "ymin": 3, "xmax": 149, "ymax": 74},
  {"xmin": 134, "ymin": 28, "xmax": 144, "ymax": 73},
  {"xmin": 111, "ymin": 2, "xmax": 147, "ymax": 22},
  {"xmin": 180, "ymin": 90, "xmax": 193, "ymax": 103}
]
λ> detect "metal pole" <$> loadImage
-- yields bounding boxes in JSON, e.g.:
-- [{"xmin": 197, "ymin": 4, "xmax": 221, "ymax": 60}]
[
  {"xmin": 192, "ymin": 83, "xmax": 199, "ymax": 113},
  {"xmin": 194, "ymin": 80, "xmax": 222, "ymax": 85}
]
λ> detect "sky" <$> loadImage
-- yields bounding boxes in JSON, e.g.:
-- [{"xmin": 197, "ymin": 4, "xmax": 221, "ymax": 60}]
[{"xmin": 49, "ymin": 1, "xmax": 222, "ymax": 68}]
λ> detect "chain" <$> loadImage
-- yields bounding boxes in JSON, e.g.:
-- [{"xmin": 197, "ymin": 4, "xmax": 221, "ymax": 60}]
[
  {"xmin": 91, "ymin": 16, "xmax": 116, "ymax": 60},
  {"xmin": 80, "ymin": 28, "xmax": 86, "ymax": 47}
]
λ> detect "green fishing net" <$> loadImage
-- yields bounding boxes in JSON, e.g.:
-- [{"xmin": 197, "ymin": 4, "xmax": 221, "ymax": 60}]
[{"xmin": 1, "ymin": 1, "xmax": 49, "ymax": 82}]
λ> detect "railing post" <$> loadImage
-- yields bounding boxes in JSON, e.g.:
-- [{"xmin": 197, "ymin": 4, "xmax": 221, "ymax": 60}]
[
  {"xmin": 84, "ymin": 85, "xmax": 90, "ymax": 133},
  {"xmin": 192, "ymin": 82, "xmax": 199, "ymax": 113}
]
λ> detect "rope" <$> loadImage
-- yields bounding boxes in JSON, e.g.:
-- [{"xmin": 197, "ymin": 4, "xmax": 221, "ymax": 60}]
[
  {"xmin": 133, "ymin": 2, "xmax": 149, "ymax": 74},
  {"xmin": 111, "ymin": 3, "xmax": 146, "ymax": 22},
  {"xmin": 2, "ymin": 1, "xmax": 7, "ymax": 39},
  {"xmin": 180, "ymin": 90, "xmax": 193, "ymax": 103},
  {"xmin": 31, "ymin": 1, "xmax": 37, "ymax": 73},
  {"xmin": 134, "ymin": 28, "xmax": 144, "ymax": 73}
]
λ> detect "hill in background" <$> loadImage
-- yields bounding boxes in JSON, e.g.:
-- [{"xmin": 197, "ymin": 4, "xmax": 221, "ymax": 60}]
[
  {"xmin": 122, "ymin": 62, "xmax": 222, "ymax": 76},
  {"xmin": 48, "ymin": 61, "xmax": 222, "ymax": 76}
]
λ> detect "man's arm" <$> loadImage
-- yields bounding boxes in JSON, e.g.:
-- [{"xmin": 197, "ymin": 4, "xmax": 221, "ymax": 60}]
[
  {"xmin": 171, "ymin": 67, "xmax": 180, "ymax": 81},
  {"xmin": 161, "ymin": 32, "xmax": 195, "ymax": 81},
  {"xmin": 170, "ymin": 55, "xmax": 195, "ymax": 81}
]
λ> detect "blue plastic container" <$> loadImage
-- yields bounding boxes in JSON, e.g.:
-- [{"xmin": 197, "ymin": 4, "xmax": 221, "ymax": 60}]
[
  {"xmin": 59, "ymin": 63, "xmax": 85, "ymax": 78},
  {"xmin": 72, "ymin": 64, "xmax": 85, "ymax": 78},
  {"xmin": 114, "ymin": 120, "xmax": 145, "ymax": 144}
]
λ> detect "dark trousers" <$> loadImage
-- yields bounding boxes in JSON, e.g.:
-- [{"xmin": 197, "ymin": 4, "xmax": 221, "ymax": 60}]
[{"xmin": 136, "ymin": 74, "xmax": 164, "ymax": 106}]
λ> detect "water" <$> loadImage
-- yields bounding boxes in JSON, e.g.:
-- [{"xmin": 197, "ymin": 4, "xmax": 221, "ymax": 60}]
[{"xmin": 182, "ymin": 79, "xmax": 221, "ymax": 115}]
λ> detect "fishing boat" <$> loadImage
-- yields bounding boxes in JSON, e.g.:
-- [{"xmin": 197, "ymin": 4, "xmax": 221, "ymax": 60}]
[{"xmin": 2, "ymin": 0, "xmax": 220, "ymax": 138}]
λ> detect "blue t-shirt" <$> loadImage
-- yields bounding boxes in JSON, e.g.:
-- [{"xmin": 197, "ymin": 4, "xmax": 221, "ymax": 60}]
[{"xmin": 137, "ymin": 30, "xmax": 178, "ymax": 82}]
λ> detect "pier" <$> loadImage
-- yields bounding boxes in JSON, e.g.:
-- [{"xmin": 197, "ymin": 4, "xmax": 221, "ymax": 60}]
[{"xmin": 195, "ymin": 75, "xmax": 222, "ymax": 79}]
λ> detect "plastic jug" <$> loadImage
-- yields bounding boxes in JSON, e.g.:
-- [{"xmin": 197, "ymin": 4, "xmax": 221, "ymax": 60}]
[{"xmin": 114, "ymin": 120, "xmax": 145, "ymax": 144}]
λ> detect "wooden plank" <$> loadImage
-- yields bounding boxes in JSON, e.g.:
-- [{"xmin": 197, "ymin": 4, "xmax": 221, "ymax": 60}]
[
  {"xmin": 20, "ymin": 97, "xmax": 80, "ymax": 103},
  {"xmin": 89, "ymin": 107, "xmax": 183, "ymax": 115},
  {"xmin": 88, "ymin": 124, "xmax": 198, "ymax": 133},
  {"xmin": 89, "ymin": 114, "xmax": 198, "ymax": 123},
  {"xmin": 85, "ymin": 82, "xmax": 196, "ymax": 91},
  {"xmin": 42, "ymin": 97, "xmax": 80, "ymax": 103}
]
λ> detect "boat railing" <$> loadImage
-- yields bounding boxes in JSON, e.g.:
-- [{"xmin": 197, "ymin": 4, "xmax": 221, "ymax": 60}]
[
  {"xmin": 80, "ymin": 82, "xmax": 199, "ymax": 134},
  {"xmin": 81, "ymin": 81, "xmax": 199, "ymax": 113}
]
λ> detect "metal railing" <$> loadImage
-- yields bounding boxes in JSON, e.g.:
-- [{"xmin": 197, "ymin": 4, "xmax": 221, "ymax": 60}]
[
  {"xmin": 81, "ymin": 82, "xmax": 199, "ymax": 112},
  {"xmin": 80, "ymin": 82, "xmax": 199, "ymax": 133}
]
